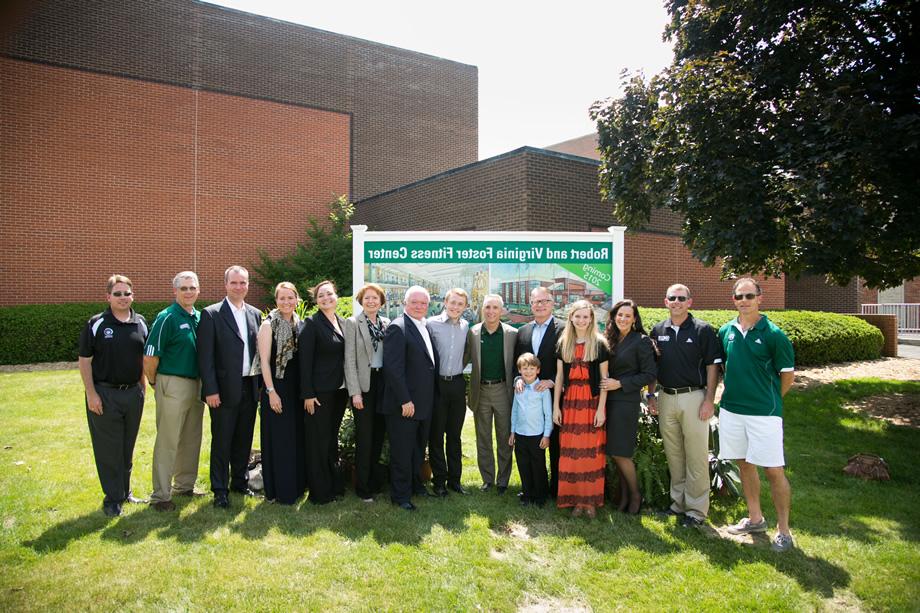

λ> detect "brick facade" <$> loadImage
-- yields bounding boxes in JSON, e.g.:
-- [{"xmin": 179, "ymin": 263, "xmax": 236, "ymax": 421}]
[
  {"xmin": 0, "ymin": 58, "xmax": 349, "ymax": 304},
  {"xmin": 1, "ymin": 0, "xmax": 477, "ymax": 304},
  {"xmin": 784, "ymin": 274, "xmax": 861, "ymax": 312},
  {"xmin": 354, "ymin": 147, "xmax": 784, "ymax": 309}
]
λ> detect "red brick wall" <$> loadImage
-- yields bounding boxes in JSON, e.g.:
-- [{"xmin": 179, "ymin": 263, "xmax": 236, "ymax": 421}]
[
  {"xmin": 860, "ymin": 280, "xmax": 879, "ymax": 305},
  {"xmin": 904, "ymin": 278, "xmax": 920, "ymax": 304},
  {"xmin": 784, "ymin": 274, "xmax": 860, "ymax": 313},
  {"xmin": 0, "ymin": 58, "xmax": 349, "ymax": 305},
  {"xmin": 624, "ymin": 233, "xmax": 784, "ymax": 309}
]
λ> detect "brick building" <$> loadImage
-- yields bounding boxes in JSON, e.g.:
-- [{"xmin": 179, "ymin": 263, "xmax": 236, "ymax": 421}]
[
  {"xmin": 353, "ymin": 147, "xmax": 784, "ymax": 309},
  {"xmin": 0, "ymin": 0, "xmax": 477, "ymax": 305}
]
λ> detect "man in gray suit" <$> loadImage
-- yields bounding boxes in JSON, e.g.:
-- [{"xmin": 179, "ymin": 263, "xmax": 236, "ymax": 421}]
[
  {"xmin": 197, "ymin": 265, "xmax": 262, "ymax": 508},
  {"xmin": 466, "ymin": 294, "xmax": 517, "ymax": 493}
]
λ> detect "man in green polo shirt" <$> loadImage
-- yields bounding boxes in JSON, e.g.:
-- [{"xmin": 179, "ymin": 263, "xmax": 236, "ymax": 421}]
[
  {"xmin": 718, "ymin": 277, "xmax": 796, "ymax": 552},
  {"xmin": 143, "ymin": 271, "xmax": 205, "ymax": 512},
  {"xmin": 466, "ymin": 294, "xmax": 517, "ymax": 494}
]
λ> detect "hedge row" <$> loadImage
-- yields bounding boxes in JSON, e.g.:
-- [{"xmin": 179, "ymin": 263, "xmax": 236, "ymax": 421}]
[
  {"xmin": 0, "ymin": 298, "xmax": 355, "ymax": 366},
  {"xmin": 0, "ymin": 301, "xmax": 882, "ymax": 367},
  {"xmin": 638, "ymin": 308, "xmax": 884, "ymax": 367}
]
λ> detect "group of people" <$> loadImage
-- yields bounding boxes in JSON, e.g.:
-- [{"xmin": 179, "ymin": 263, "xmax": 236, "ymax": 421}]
[{"xmin": 79, "ymin": 267, "xmax": 797, "ymax": 552}]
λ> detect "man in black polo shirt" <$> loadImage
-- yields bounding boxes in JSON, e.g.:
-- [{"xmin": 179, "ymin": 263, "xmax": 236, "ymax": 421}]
[
  {"xmin": 78, "ymin": 274, "xmax": 149, "ymax": 517},
  {"xmin": 647, "ymin": 283, "xmax": 722, "ymax": 527}
]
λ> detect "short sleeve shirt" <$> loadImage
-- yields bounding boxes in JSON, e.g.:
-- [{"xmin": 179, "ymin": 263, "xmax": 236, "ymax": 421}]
[
  {"xmin": 718, "ymin": 314, "xmax": 795, "ymax": 417},
  {"xmin": 78, "ymin": 308, "xmax": 148, "ymax": 384},
  {"xmin": 651, "ymin": 313, "xmax": 723, "ymax": 388},
  {"xmin": 145, "ymin": 302, "xmax": 201, "ymax": 378}
]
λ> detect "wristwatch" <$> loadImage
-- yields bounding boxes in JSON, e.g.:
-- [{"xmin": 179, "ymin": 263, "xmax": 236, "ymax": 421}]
[{"xmin": 266, "ymin": 387, "xmax": 275, "ymax": 394}]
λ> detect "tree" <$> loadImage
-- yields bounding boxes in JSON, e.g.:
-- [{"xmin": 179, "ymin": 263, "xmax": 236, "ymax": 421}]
[
  {"xmin": 252, "ymin": 195, "xmax": 354, "ymax": 304},
  {"xmin": 591, "ymin": 0, "xmax": 920, "ymax": 288}
]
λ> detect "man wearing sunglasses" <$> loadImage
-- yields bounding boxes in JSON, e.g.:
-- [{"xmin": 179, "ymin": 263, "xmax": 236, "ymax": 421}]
[
  {"xmin": 78, "ymin": 275, "xmax": 149, "ymax": 517},
  {"xmin": 718, "ymin": 277, "xmax": 796, "ymax": 552},
  {"xmin": 144, "ymin": 272, "xmax": 205, "ymax": 511},
  {"xmin": 647, "ymin": 284, "xmax": 722, "ymax": 527}
]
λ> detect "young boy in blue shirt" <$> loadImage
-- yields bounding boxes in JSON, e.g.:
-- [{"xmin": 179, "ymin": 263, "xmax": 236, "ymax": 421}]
[{"xmin": 508, "ymin": 352, "xmax": 553, "ymax": 507}]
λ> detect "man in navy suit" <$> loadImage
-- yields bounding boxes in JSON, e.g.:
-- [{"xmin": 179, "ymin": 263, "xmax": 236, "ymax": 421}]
[
  {"xmin": 512, "ymin": 286, "xmax": 565, "ymax": 498},
  {"xmin": 383, "ymin": 286, "xmax": 439, "ymax": 511},
  {"xmin": 197, "ymin": 265, "xmax": 262, "ymax": 508}
]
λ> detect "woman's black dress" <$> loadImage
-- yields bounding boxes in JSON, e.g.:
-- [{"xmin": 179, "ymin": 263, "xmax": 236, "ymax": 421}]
[{"xmin": 260, "ymin": 336, "xmax": 306, "ymax": 504}]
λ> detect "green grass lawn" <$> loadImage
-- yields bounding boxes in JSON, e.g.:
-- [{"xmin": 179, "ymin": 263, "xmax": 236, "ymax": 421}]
[{"xmin": 1, "ymin": 370, "xmax": 918, "ymax": 611}]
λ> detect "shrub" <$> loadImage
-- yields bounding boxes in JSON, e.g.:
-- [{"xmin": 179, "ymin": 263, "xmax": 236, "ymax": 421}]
[
  {"xmin": 0, "ymin": 301, "xmax": 171, "ymax": 365},
  {"xmin": 637, "ymin": 308, "xmax": 883, "ymax": 367}
]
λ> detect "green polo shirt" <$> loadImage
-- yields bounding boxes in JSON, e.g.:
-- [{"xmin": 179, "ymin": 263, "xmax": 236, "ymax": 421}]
[
  {"xmin": 145, "ymin": 302, "xmax": 201, "ymax": 378},
  {"xmin": 481, "ymin": 324, "xmax": 505, "ymax": 381},
  {"xmin": 718, "ymin": 314, "xmax": 794, "ymax": 417}
]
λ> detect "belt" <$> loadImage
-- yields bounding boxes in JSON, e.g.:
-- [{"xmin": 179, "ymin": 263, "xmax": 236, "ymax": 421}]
[
  {"xmin": 440, "ymin": 374, "xmax": 462, "ymax": 381},
  {"xmin": 96, "ymin": 381, "xmax": 138, "ymax": 390},
  {"xmin": 660, "ymin": 385, "xmax": 704, "ymax": 395},
  {"xmin": 481, "ymin": 378, "xmax": 505, "ymax": 385}
]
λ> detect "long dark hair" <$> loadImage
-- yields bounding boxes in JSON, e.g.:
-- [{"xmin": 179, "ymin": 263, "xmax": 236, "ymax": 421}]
[{"xmin": 605, "ymin": 299, "xmax": 648, "ymax": 356}]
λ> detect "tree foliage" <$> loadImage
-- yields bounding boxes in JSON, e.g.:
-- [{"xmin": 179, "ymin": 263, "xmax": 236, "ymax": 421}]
[
  {"xmin": 591, "ymin": 0, "xmax": 920, "ymax": 288},
  {"xmin": 252, "ymin": 195, "xmax": 354, "ymax": 304}
]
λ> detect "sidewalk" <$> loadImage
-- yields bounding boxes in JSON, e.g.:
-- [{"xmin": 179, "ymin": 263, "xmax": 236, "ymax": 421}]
[
  {"xmin": 898, "ymin": 344, "xmax": 920, "ymax": 359},
  {"xmin": 899, "ymin": 334, "xmax": 920, "ymax": 347}
]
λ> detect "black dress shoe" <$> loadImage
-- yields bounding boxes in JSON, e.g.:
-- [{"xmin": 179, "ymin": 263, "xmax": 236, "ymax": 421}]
[
  {"xmin": 102, "ymin": 502, "xmax": 122, "ymax": 517},
  {"xmin": 393, "ymin": 501, "xmax": 417, "ymax": 511},
  {"xmin": 213, "ymin": 493, "xmax": 230, "ymax": 509},
  {"xmin": 433, "ymin": 485, "xmax": 449, "ymax": 497},
  {"xmin": 414, "ymin": 487, "xmax": 437, "ymax": 498},
  {"xmin": 479, "ymin": 483, "xmax": 493, "ymax": 492},
  {"xmin": 657, "ymin": 506, "xmax": 684, "ymax": 517},
  {"xmin": 448, "ymin": 483, "xmax": 468, "ymax": 495},
  {"xmin": 496, "ymin": 485, "xmax": 508, "ymax": 495},
  {"xmin": 519, "ymin": 497, "xmax": 531, "ymax": 507}
]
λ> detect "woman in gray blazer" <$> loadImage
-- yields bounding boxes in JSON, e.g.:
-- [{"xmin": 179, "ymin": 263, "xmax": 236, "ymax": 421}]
[{"xmin": 344, "ymin": 283, "xmax": 391, "ymax": 501}]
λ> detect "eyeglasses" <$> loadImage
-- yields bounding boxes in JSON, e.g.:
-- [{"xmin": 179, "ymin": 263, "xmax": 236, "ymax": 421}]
[
  {"xmin": 178, "ymin": 286, "xmax": 198, "ymax": 292},
  {"xmin": 531, "ymin": 299, "xmax": 553, "ymax": 305},
  {"xmin": 666, "ymin": 295, "xmax": 688, "ymax": 303},
  {"xmin": 733, "ymin": 293, "xmax": 759, "ymax": 301},
  {"xmin": 111, "ymin": 291, "xmax": 133, "ymax": 297}
]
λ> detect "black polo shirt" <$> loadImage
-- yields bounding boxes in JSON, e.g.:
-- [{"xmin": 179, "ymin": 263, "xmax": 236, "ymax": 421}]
[
  {"xmin": 78, "ymin": 308, "xmax": 149, "ymax": 385},
  {"xmin": 650, "ymin": 313, "xmax": 722, "ymax": 389}
]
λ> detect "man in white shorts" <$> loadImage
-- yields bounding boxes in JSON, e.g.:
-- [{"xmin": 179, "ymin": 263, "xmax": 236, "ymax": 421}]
[{"xmin": 718, "ymin": 277, "xmax": 795, "ymax": 552}]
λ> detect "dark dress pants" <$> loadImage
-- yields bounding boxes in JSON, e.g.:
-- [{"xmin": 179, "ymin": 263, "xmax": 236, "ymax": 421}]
[
  {"xmin": 387, "ymin": 413, "xmax": 430, "ymax": 504},
  {"xmin": 549, "ymin": 427, "xmax": 560, "ymax": 498},
  {"xmin": 353, "ymin": 370, "xmax": 386, "ymax": 498},
  {"xmin": 429, "ymin": 376, "xmax": 466, "ymax": 488},
  {"xmin": 209, "ymin": 377, "xmax": 258, "ymax": 494},
  {"xmin": 514, "ymin": 433, "xmax": 548, "ymax": 504},
  {"xmin": 86, "ymin": 384, "xmax": 144, "ymax": 503},
  {"xmin": 305, "ymin": 388, "xmax": 347, "ymax": 504}
]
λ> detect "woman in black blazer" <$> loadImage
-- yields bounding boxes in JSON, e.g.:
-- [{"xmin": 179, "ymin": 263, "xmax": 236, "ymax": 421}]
[
  {"xmin": 299, "ymin": 280, "xmax": 348, "ymax": 505},
  {"xmin": 601, "ymin": 299, "xmax": 657, "ymax": 514}
]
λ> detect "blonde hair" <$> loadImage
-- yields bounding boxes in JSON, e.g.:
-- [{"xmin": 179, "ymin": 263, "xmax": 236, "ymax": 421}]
[
  {"xmin": 516, "ymin": 352, "xmax": 541, "ymax": 370},
  {"xmin": 106, "ymin": 274, "xmax": 132, "ymax": 293},
  {"xmin": 556, "ymin": 300, "xmax": 608, "ymax": 363},
  {"xmin": 274, "ymin": 281, "xmax": 300, "ymax": 302},
  {"xmin": 444, "ymin": 287, "xmax": 469, "ymax": 305}
]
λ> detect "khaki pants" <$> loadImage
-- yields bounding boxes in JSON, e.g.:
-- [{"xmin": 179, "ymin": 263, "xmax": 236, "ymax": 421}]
[
  {"xmin": 473, "ymin": 382, "xmax": 512, "ymax": 487},
  {"xmin": 658, "ymin": 389, "xmax": 710, "ymax": 520},
  {"xmin": 151, "ymin": 374, "xmax": 204, "ymax": 502}
]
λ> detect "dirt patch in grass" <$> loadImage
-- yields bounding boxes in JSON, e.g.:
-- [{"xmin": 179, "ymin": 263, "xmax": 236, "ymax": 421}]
[
  {"xmin": 843, "ymin": 393, "xmax": 920, "ymax": 428},
  {"xmin": 794, "ymin": 358, "xmax": 920, "ymax": 390}
]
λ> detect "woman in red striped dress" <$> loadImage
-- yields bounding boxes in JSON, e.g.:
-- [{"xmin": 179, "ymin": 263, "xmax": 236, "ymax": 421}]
[{"xmin": 553, "ymin": 300, "xmax": 610, "ymax": 518}]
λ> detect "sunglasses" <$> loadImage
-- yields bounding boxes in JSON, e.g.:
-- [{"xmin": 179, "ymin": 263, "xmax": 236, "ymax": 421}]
[
  {"xmin": 733, "ymin": 293, "xmax": 759, "ymax": 301},
  {"xmin": 666, "ymin": 295, "xmax": 688, "ymax": 303},
  {"xmin": 111, "ymin": 291, "xmax": 133, "ymax": 297}
]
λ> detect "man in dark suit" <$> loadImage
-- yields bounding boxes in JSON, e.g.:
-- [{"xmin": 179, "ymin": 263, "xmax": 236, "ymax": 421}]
[
  {"xmin": 512, "ymin": 286, "xmax": 565, "ymax": 498},
  {"xmin": 383, "ymin": 285, "xmax": 439, "ymax": 511},
  {"xmin": 197, "ymin": 265, "xmax": 262, "ymax": 508}
]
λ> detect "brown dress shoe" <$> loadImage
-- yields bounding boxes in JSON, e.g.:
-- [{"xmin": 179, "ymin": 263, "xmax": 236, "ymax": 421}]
[{"xmin": 152, "ymin": 500, "xmax": 176, "ymax": 512}]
